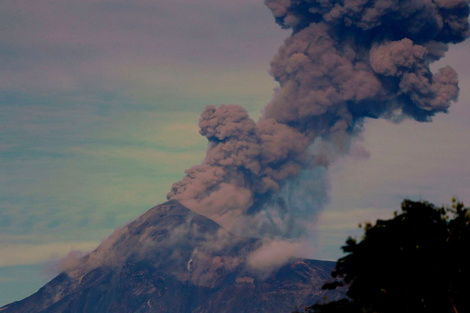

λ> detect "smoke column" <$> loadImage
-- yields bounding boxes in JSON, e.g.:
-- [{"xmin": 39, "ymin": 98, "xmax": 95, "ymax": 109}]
[{"xmin": 167, "ymin": 0, "xmax": 469, "ymax": 239}]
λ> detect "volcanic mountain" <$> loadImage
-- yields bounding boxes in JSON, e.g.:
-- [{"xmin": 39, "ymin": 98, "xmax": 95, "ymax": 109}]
[{"xmin": 1, "ymin": 200, "xmax": 341, "ymax": 313}]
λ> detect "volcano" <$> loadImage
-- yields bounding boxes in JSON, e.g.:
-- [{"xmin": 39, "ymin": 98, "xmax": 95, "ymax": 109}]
[{"xmin": 1, "ymin": 200, "xmax": 341, "ymax": 313}]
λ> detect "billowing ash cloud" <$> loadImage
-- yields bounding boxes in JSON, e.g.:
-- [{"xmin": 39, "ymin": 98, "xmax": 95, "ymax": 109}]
[{"xmin": 168, "ymin": 0, "xmax": 469, "ymax": 239}]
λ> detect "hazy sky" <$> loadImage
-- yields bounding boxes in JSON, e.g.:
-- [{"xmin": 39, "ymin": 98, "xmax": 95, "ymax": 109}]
[{"xmin": 1, "ymin": 0, "xmax": 469, "ymax": 306}]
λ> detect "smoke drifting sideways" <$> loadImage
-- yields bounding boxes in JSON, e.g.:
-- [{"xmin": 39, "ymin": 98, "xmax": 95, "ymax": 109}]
[{"xmin": 168, "ymin": 0, "xmax": 469, "ymax": 242}]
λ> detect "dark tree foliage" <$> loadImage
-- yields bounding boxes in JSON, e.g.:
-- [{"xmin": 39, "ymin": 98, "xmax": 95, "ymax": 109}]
[{"xmin": 304, "ymin": 199, "xmax": 470, "ymax": 313}]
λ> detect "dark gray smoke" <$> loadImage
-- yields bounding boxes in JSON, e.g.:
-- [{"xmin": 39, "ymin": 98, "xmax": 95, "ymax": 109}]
[{"xmin": 168, "ymin": 0, "xmax": 469, "ymax": 240}]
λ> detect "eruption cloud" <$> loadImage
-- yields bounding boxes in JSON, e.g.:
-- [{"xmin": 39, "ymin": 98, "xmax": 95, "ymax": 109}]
[{"xmin": 167, "ymin": 0, "xmax": 469, "ymax": 241}]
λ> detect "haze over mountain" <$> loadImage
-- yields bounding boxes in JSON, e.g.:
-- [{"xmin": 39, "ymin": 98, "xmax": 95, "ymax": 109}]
[{"xmin": 1, "ymin": 201, "xmax": 340, "ymax": 313}]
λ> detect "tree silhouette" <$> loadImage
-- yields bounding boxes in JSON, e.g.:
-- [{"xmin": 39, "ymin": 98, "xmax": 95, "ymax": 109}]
[{"xmin": 304, "ymin": 199, "xmax": 469, "ymax": 313}]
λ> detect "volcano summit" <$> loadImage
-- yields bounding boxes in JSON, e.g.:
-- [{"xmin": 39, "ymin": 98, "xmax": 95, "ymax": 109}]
[{"xmin": 1, "ymin": 201, "xmax": 340, "ymax": 313}]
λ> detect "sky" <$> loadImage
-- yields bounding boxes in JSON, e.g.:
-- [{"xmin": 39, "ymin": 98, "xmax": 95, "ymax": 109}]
[{"xmin": 0, "ymin": 0, "xmax": 469, "ymax": 307}]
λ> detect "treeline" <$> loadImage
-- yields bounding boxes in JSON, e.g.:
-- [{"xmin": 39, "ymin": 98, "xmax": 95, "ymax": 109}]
[{"xmin": 297, "ymin": 199, "xmax": 469, "ymax": 313}]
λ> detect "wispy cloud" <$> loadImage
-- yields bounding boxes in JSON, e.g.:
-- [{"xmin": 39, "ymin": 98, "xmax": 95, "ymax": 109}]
[{"xmin": 0, "ymin": 241, "xmax": 99, "ymax": 268}]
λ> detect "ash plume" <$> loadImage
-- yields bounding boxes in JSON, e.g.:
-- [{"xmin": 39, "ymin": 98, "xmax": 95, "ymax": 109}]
[{"xmin": 168, "ymin": 0, "xmax": 469, "ymax": 240}]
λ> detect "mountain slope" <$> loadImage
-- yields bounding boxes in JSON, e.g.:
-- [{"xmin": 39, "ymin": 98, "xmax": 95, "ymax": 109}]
[{"xmin": 1, "ymin": 200, "xmax": 341, "ymax": 313}]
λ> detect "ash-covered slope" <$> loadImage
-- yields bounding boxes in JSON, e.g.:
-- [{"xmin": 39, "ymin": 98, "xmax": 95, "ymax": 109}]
[{"xmin": 1, "ymin": 200, "xmax": 340, "ymax": 313}]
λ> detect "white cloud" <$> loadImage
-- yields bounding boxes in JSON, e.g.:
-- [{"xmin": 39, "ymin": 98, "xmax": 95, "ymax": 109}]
[
  {"xmin": 247, "ymin": 239, "xmax": 307, "ymax": 276},
  {"xmin": 0, "ymin": 242, "xmax": 99, "ymax": 268}
]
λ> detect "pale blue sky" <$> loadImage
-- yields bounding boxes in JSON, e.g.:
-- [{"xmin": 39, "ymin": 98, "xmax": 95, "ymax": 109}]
[{"xmin": 1, "ymin": 0, "xmax": 469, "ymax": 306}]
